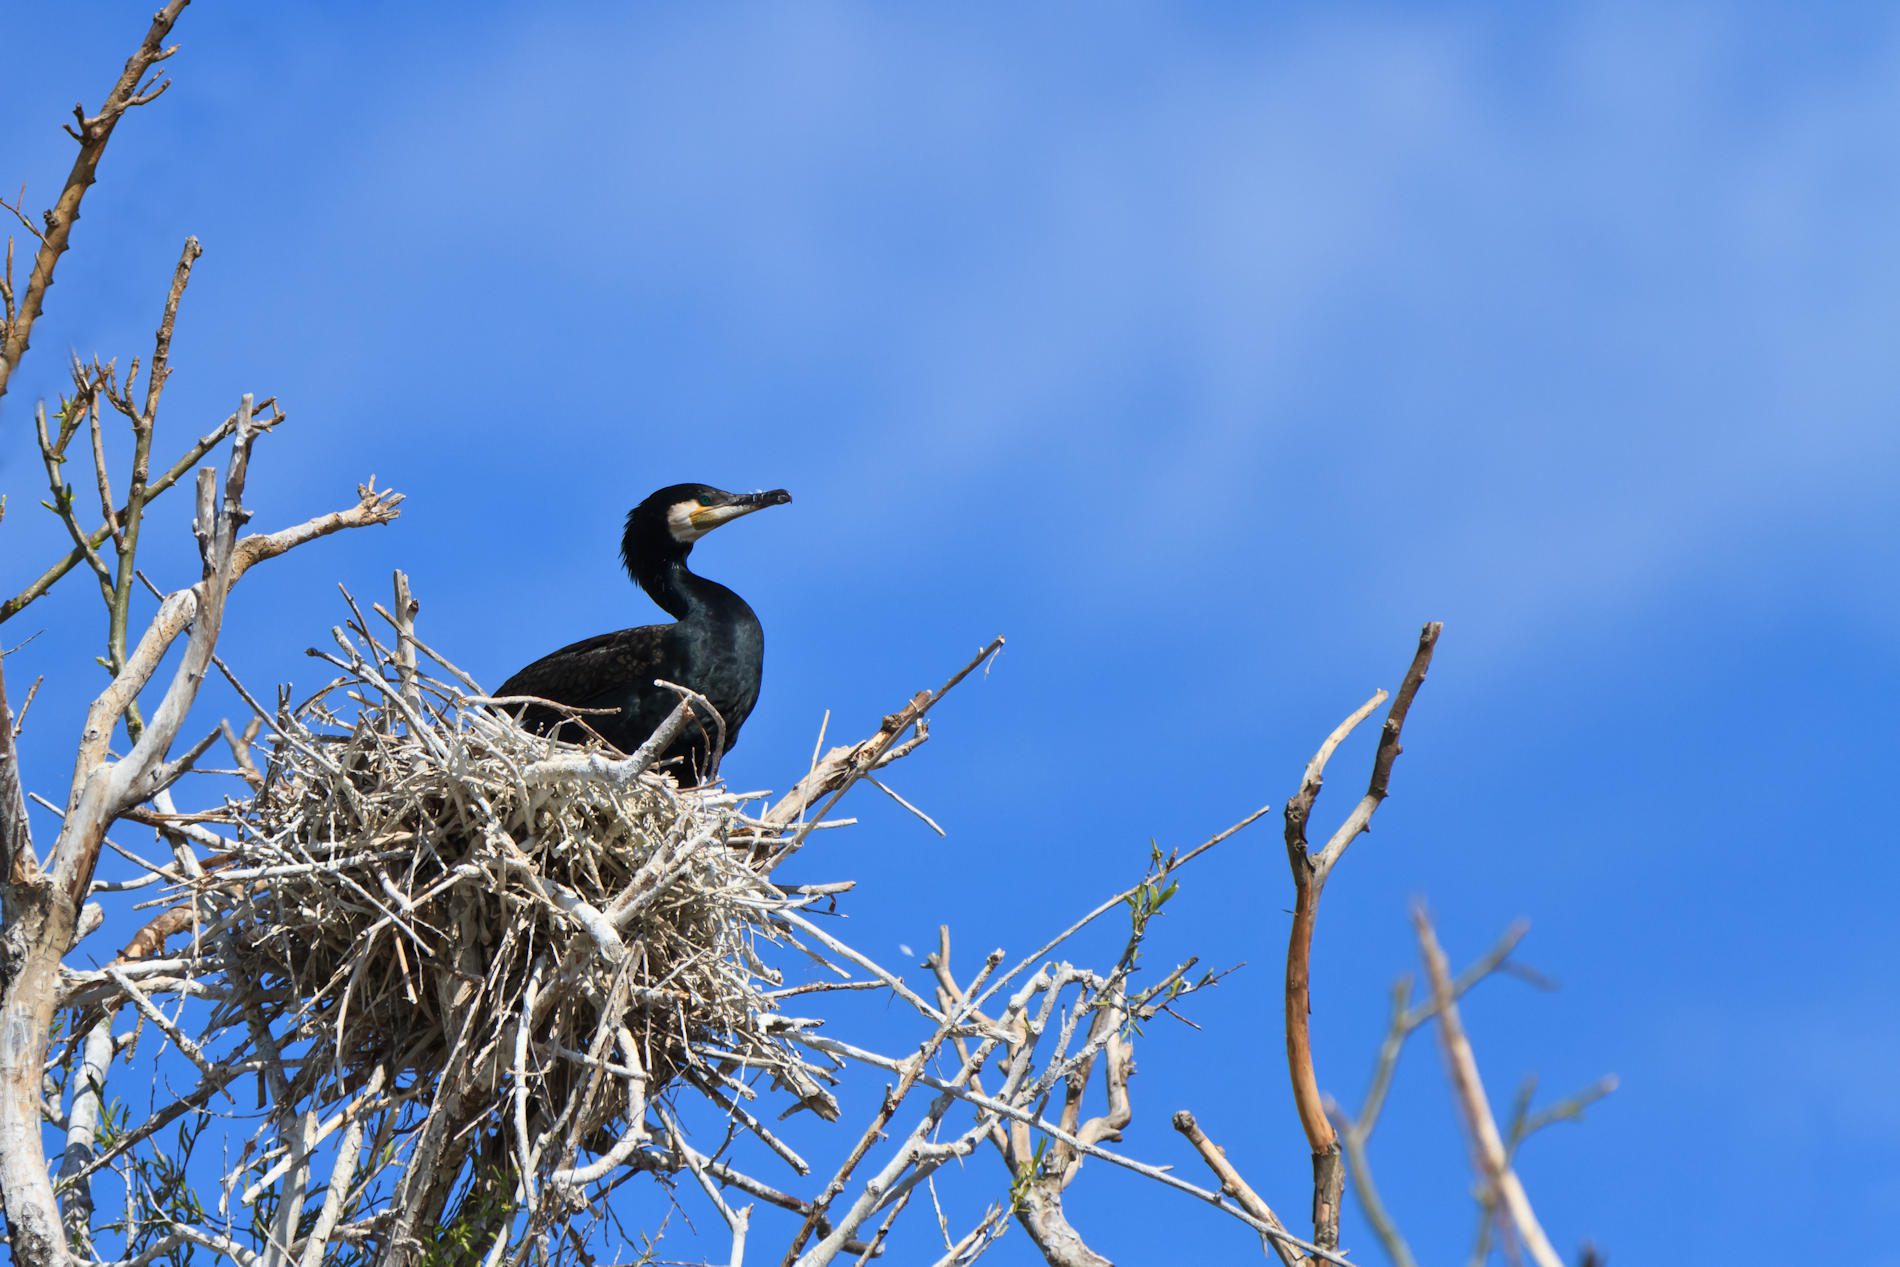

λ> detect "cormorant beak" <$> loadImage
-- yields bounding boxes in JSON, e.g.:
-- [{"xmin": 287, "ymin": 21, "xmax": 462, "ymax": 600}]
[{"xmin": 689, "ymin": 488, "xmax": 792, "ymax": 533}]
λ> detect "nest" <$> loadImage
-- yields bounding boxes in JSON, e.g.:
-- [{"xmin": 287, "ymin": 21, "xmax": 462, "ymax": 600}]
[{"xmin": 188, "ymin": 609, "xmax": 837, "ymax": 1173}]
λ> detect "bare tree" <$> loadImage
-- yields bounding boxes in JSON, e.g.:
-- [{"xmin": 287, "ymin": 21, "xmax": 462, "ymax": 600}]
[
  {"xmin": 2, "ymin": 9, "xmax": 399, "ymax": 1263},
  {"xmin": 1, "ymin": 11, "xmax": 1612, "ymax": 1267}
]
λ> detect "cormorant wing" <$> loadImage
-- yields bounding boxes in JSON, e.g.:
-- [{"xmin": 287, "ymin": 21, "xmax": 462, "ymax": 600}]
[{"xmin": 497, "ymin": 624, "xmax": 668, "ymax": 709}]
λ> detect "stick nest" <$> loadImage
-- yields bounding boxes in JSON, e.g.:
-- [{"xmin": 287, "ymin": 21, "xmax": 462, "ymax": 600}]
[{"xmin": 191, "ymin": 617, "xmax": 835, "ymax": 1158}]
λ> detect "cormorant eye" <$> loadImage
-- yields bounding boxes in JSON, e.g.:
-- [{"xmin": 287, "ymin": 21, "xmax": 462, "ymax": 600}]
[{"xmin": 696, "ymin": 494, "xmax": 716, "ymax": 507}]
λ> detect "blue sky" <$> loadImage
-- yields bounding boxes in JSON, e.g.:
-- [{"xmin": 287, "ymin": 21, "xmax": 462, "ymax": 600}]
[{"xmin": 4, "ymin": 3, "xmax": 1899, "ymax": 1263}]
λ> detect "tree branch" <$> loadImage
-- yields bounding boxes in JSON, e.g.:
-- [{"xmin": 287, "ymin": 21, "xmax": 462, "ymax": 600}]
[
  {"xmin": 1412, "ymin": 905, "xmax": 1565, "ymax": 1267},
  {"xmin": 106, "ymin": 238, "xmax": 203, "ymax": 723},
  {"xmin": 1281, "ymin": 622, "xmax": 1440, "ymax": 1252},
  {"xmin": 0, "ymin": 660, "xmax": 35, "ymax": 886},
  {"xmin": 1172, "ymin": 1110, "xmax": 1306, "ymax": 1267},
  {"xmin": 0, "ymin": 0, "xmax": 192, "ymax": 405}
]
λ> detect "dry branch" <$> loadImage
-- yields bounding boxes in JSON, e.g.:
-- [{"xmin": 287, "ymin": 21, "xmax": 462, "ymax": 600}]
[
  {"xmin": 0, "ymin": 1, "xmax": 192, "ymax": 405},
  {"xmin": 1281, "ymin": 622, "xmax": 1440, "ymax": 1251},
  {"xmin": 1172, "ymin": 1110, "xmax": 1306, "ymax": 1267},
  {"xmin": 1412, "ymin": 906, "xmax": 1565, "ymax": 1267}
]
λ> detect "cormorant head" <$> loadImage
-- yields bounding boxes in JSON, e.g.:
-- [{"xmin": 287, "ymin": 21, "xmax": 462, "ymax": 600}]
[{"xmin": 622, "ymin": 483, "xmax": 793, "ymax": 578}]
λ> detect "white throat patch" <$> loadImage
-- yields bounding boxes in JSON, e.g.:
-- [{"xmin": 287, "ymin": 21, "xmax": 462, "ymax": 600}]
[{"xmin": 666, "ymin": 501, "xmax": 709, "ymax": 543}]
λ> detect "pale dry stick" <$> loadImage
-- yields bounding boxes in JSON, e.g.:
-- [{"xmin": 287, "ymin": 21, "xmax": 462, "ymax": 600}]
[
  {"xmin": 659, "ymin": 1106, "xmax": 753, "ymax": 1267},
  {"xmin": 238, "ymin": 1079, "xmax": 390, "ymax": 1207},
  {"xmin": 544, "ymin": 1102, "xmax": 645, "ymax": 1189},
  {"xmin": 1282, "ymin": 621, "xmax": 1441, "ymax": 1250},
  {"xmin": 539, "ymin": 1025, "xmax": 649, "ymax": 1190},
  {"xmin": 767, "ymin": 635, "xmax": 1004, "ymax": 852},
  {"xmin": 201, "ymin": 849, "xmax": 413, "ymax": 885},
  {"xmin": 862, "ymin": 775, "xmax": 945, "ymax": 836},
  {"xmin": 8, "ymin": 671, "xmax": 43, "ymax": 739},
  {"xmin": 783, "ymin": 1047, "xmax": 943, "ymax": 1266},
  {"xmin": 837, "ymin": 1119, "xmax": 1000, "ymax": 1253},
  {"xmin": 228, "ymin": 949, "xmax": 316, "ymax": 1267},
  {"xmin": 925, "ymin": 931, "xmax": 1009, "ymax": 1151},
  {"xmin": 82, "ymin": 364, "xmax": 119, "ymax": 543},
  {"xmin": 57, "ymin": 463, "xmax": 395, "ymax": 874},
  {"xmin": 517, "ymin": 696, "xmax": 696, "ymax": 789},
  {"xmin": 0, "ymin": 181, "xmax": 45, "ymax": 245},
  {"xmin": 929, "ymin": 855, "xmax": 1276, "ymax": 1262},
  {"xmin": 1468, "ymin": 1075, "xmax": 1616, "ymax": 1266},
  {"xmin": 1511, "ymin": 1077, "xmax": 1617, "ymax": 1149},
  {"xmin": 378, "ymin": 988, "xmax": 506, "ymax": 1262},
  {"xmin": 222, "ymin": 715, "xmax": 263, "ymax": 786},
  {"xmin": 972, "ymin": 802, "xmax": 1271, "ymax": 1015},
  {"xmin": 801, "ymin": 707, "xmax": 831, "ymax": 825},
  {"xmin": 0, "ymin": 665, "xmax": 33, "ymax": 882},
  {"xmin": 0, "ymin": 0, "xmax": 191, "ymax": 403},
  {"xmin": 928, "ymin": 1203, "xmax": 1010, "ymax": 1267},
  {"xmin": 390, "ymin": 569, "xmax": 421, "ymax": 719},
  {"xmin": 34, "ymin": 893, "xmax": 180, "ymax": 1218},
  {"xmin": 70, "ymin": 899, "xmax": 104, "ymax": 947},
  {"xmin": 103, "ymin": 966, "xmax": 215, "ymax": 1075},
  {"xmin": 1326, "ymin": 922, "xmax": 1532, "ymax": 1267},
  {"xmin": 315, "ymin": 625, "xmax": 450, "ymax": 766},
  {"xmin": 1412, "ymin": 906, "xmax": 1564, "ymax": 1267},
  {"xmin": 690, "ymin": 1076, "xmax": 811, "ymax": 1174},
  {"xmin": 295, "ymin": 1066, "xmax": 387, "ymax": 1267},
  {"xmin": 138, "ymin": 1222, "xmax": 265, "ymax": 1267},
  {"xmin": 1172, "ymin": 1110, "xmax": 1307, "ymax": 1266},
  {"xmin": 993, "ymin": 917, "xmax": 1203, "ymax": 1266},
  {"xmin": 544, "ymin": 956, "xmax": 643, "ymax": 1179},
  {"xmin": 774, "ymin": 907, "xmax": 945, "ymax": 1022},
  {"xmin": 61, "ymin": 974, "xmax": 219, "ymax": 1018},
  {"xmin": 512, "ymin": 954, "xmax": 547, "ymax": 1204},
  {"xmin": 651, "ymin": 676, "xmax": 727, "ymax": 779},
  {"xmin": 602, "ymin": 824, "xmax": 732, "ymax": 932},
  {"xmin": 855, "ymin": 1172, "xmax": 920, "ymax": 1265}
]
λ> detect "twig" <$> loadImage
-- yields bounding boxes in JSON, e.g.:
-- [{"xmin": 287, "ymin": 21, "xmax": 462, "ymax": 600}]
[
  {"xmin": 106, "ymin": 239, "xmax": 205, "ymax": 719},
  {"xmin": 1413, "ymin": 905, "xmax": 1565, "ymax": 1267},
  {"xmin": 1, "ymin": 647, "xmax": 39, "ymax": 887},
  {"xmin": 1324, "ymin": 921, "xmax": 1531, "ymax": 1267},
  {"xmin": 973, "ymin": 803, "xmax": 1271, "ymax": 1014},
  {"xmin": 1172, "ymin": 1110, "xmax": 1306, "ymax": 1266},
  {"xmin": 767, "ymin": 636, "xmax": 1004, "ymax": 854},
  {"xmin": 0, "ymin": 0, "xmax": 193, "ymax": 403},
  {"xmin": 295, "ymin": 1067, "xmax": 386, "ymax": 1267},
  {"xmin": 1281, "ymin": 622, "xmax": 1440, "ymax": 1250},
  {"xmin": 2, "ymin": 399, "xmax": 274, "ymax": 623}
]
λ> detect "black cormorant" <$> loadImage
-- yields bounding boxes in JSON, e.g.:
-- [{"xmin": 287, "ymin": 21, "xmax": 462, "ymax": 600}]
[{"xmin": 498, "ymin": 483, "xmax": 792, "ymax": 783}]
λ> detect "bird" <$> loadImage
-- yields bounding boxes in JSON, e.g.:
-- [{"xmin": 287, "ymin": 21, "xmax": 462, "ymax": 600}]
[{"xmin": 498, "ymin": 483, "xmax": 792, "ymax": 784}]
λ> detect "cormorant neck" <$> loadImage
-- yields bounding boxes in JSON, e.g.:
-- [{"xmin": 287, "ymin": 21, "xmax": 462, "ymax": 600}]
[{"xmin": 637, "ymin": 555, "xmax": 746, "ymax": 624}]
